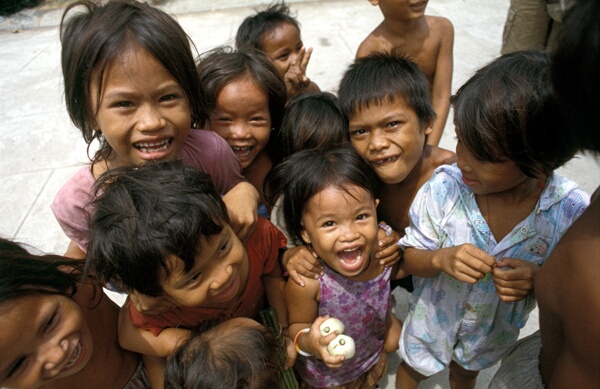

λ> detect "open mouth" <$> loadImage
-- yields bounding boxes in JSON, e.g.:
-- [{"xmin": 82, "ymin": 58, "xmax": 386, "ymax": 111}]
[
  {"xmin": 231, "ymin": 146, "xmax": 253, "ymax": 158},
  {"xmin": 134, "ymin": 138, "xmax": 171, "ymax": 153},
  {"xmin": 372, "ymin": 156, "xmax": 398, "ymax": 166},
  {"xmin": 337, "ymin": 246, "xmax": 365, "ymax": 272},
  {"xmin": 62, "ymin": 342, "xmax": 83, "ymax": 373}
]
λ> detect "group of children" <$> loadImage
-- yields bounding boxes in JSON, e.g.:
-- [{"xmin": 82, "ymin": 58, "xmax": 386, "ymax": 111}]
[{"xmin": 0, "ymin": 1, "xmax": 592, "ymax": 389}]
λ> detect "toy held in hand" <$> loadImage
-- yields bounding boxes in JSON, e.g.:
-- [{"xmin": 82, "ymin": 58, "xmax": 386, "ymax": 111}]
[
  {"xmin": 319, "ymin": 317, "xmax": 355, "ymax": 359},
  {"xmin": 328, "ymin": 334, "xmax": 355, "ymax": 359},
  {"xmin": 319, "ymin": 317, "xmax": 345, "ymax": 336}
]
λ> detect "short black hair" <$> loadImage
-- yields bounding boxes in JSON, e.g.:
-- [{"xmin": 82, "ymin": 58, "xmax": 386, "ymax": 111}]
[
  {"xmin": 338, "ymin": 51, "xmax": 436, "ymax": 131},
  {"xmin": 277, "ymin": 91, "xmax": 349, "ymax": 162},
  {"xmin": 452, "ymin": 50, "xmax": 574, "ymax": 177},
  {"xmin": 86, "ymin": 161, "xmax": 229, "ymax": 296},
  {"xmin": 235, "ymin": 1, "xmax": 300, "ymax": 52}
]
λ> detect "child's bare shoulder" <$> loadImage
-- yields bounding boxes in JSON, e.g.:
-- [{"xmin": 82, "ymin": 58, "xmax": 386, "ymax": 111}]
[
  {"xmin": 423, "ymin": 145, "xmax": 456, "ymax": 171},
  {"xmin": 425, "ymin": 15, "xmax": 454, "ymax": 33},
  {"xmin": 356, "ymin": 25, "xmax": 390, "ymax": 60}
]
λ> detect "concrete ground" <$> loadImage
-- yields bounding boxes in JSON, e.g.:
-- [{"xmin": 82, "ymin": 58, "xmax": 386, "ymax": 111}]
[{"xmin": 1, "ymin": 1, "xmax": 598, "ymax": 388}]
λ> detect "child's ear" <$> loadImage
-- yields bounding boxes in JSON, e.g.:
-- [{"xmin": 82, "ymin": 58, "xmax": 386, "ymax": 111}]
[
  {"xmin": 368, "ymin": 0, "xmax": 380, "ymax": 5},
  {"xmin": 300, "ymin": 229, "xmax": 311, "ymax": 245},
  {"xmin": 424, "ymin": 125, "xmax": 433, "ymax": 136},
  {"xmin": 375, "ymin": 198, "xmax": 380, "ymax": 208}
]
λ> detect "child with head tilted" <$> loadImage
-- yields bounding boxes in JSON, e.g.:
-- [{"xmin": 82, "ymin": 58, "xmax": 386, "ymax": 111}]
[
  {"xmin": 164, "ymin": 318, "xmax": 281, "ymax": 389},
  {"xmin": 51, "ymin": 0, "xmax": 259, "ymax": 260},
  {"xmin": 85, "ymin": 161, "xmax": 292, "ymax": 387},
  {"xmin": 395, "ymin": 50, "xmax": 590, "ymax": 389},
  {"xmin": 197, "ymin": 46, "xmax": 287, "ymax": 218},
  {"xmin": 0, "ymin": 238, "xmax": 150, "ymax": 389},
  {"xmin": 357, "ymin": 0, "xmax": 454, "ymax": 146},
  {"xmin": 236, "ymin": 1, "xmax": 320, "ymax": 99},
  {"xmin": 267, "ymin": 146, "xmax": 408, "ymax": 388}
]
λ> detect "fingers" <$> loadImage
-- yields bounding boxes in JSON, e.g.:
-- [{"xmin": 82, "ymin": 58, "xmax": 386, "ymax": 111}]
[
  {"xmin": 375, "ymin": 243, "xmax": 400, "ymax": 266},
  {"xmin": 300, "ymin": 47, "xmax": 313, "ymax": 73},
  {"xmin": 491, "ymin": 258, "xmax": 538, "ymax": 301},
  {"xmin": 289, "ymin": 270, "xmax": 305, "ymax": 287}
]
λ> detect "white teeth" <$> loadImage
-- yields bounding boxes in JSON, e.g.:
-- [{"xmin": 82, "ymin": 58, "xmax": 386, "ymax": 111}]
[
  {"xmin": 232, "ymin": 146, "xmax": 252, "ymax": 157},
  {"xmin": 343, "ymin": 247, "xmax": 359, "ymax": 252},
  {"xmin": 64, "ymin": 342, "xmax": 82, "ymax": 369},
  {"xmin": 135, "ymin": 139, "xmax": 171, "ymax": 153}
]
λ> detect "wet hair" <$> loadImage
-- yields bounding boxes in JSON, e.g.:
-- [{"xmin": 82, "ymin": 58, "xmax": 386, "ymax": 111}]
[
  {"xmin": 165, "ymin": 319, "xmax": 281, "ymax": 389},
  {"xmin": 86, "ymin": 160, "xmax": 229, "ymax": 296},
  {"xmin": 0, "ymin": 238, "xmax": 84, "ymax": 304},
  {"xmin": 452, "ymin": 50, "xmax": 574, "ymax": 177},
  {"xmin": 60, "ymin": 0, "xmax": 205, "ymax": 163},
  {"xmin": 552, "ymin": 0, "xmax": 600, "ymax": 153},
  {"xmin": 197, "ymin": 46, "xmax": 287, "ymax": 159},
  {"xmin": 265, "ymin": 145, "xmax": 377, "ymax": 243},
  {"xmin": 235, "ymin": 1, "xmax": 300, "ymax": 52},
  {"xmin": 338, "ymin": 51, "xmax": 436, "ymax": 131},
  {"xmin": 276, "ymin": 92, "xmax": 349, "ymax": 162}
]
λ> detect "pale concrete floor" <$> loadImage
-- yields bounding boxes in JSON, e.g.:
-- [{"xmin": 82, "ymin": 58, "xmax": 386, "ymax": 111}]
[{"xmin": 1, "ymin": 1, "xmax": 598, "ymax": 388}]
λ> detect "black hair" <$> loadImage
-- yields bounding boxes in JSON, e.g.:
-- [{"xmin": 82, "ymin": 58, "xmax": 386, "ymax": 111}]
[
  {"xmin": 265, "ymin": 145, "xmax": 377, "ymax": 243},
  {"xmin": 452, "ymin": 50, "xmax": 574, "ymax": 177},
  {"xmin": 164, "ymin": 319, "xmax": 281, "ymax": 389},
  {"xmin": 197, "ymin": 45, "xmax": 287, "ymax": 159},
  {"xmin": 60, "ymin": 0, "xmax": 205, "ymax": 163},
  {"xmin": 86, "ymin": 160, "xmax": 229, "ymax": 296},
  {"xmin": 0, "ymin": 238, "xmax": 84, "ymax": 304},
  {"xmin": 276, "ymin": 92, "xmax": 349, "ymax": 162},
  {"xmin": 235, "ymin": 1, "xmax": 300, "ymax": 52},
  {"xmin": 338, "ymin": 51, "xmax": 436, "ymax": 131},
  {"xmin": 551, "ymin": 0, "xmax": 600, "ymax": 153}
]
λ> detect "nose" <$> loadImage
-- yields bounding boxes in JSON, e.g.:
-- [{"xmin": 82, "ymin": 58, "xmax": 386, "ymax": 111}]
[
  {"xmin": 455, "ymin": 140, "xmax": 470, "ymax": 172},
  {"xmin": 41, "ymin": 339, "xmax": 69, "ymax": 378},
  {"xmin": 129, "ymin": 292, "xmax": 173, "ymax": 314},
  {"xmin": 137, "ymin": 103, "xmax": 166, "ymax": 132},
  {"xmin": 209, "ymin": 264, "xmax": 233, "ymax": 292},
  {"xmin": 368, "ymin": 130, "xmax": 389, "ymax": 152},
  {"xmin": 228, "ymin": 122, "xmax": 251, "ymax": 139},
  {"xmin": 339, "ymin": 224, "xmax": 360, "ymax": 242}
]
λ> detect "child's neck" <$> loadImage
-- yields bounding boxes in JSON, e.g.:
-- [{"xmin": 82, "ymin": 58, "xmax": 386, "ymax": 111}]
[
  {"xmin": 476, "ymin": 175, "xmax": 547, "ymax": 243},
  {"xmin": 381, "ymin": 15, "xmax": 427, "ymax": 36}
]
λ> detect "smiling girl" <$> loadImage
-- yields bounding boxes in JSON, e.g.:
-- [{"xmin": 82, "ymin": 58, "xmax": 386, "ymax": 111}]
[
  {"xmin": 267, "ymin": 146, "xmax": 407, "ymax": 388},
  {"xmin": 0, "ymin": 238, "xmax": 148, "ymax": 389},
  {"xmin": 51, "ymin": 0, "xmax": 258, "ymax": 260}
]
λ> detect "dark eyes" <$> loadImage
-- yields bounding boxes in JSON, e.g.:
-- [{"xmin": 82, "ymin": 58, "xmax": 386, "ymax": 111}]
[
  {"xmin": 7, "ymin": 357, "xmax": 26, "ymax": 378},
  {"xmin": 43, "ymin": 311, "xmax": 57, "ymax": 333},
  {"xmin": 159, "ymin": 94, "xmax": 178, "ymax": 102}
]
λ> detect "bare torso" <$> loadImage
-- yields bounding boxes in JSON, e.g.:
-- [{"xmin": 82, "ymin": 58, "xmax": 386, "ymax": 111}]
[
  {"xmin": 376, "ymin": 146, "xmax": 456, "ymax": 235},
  {"xmin": 537, "ymin": 188, "xmax": 600, "ymax": 388}
]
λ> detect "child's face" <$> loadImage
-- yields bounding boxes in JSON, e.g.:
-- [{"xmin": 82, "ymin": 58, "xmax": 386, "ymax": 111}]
[
  {"xmin": 370, "ymin": 0, "xmax": 428, "ymax": 21},
  {"xmin": 154, "ymin": 224, "xmax": 247, "ymax": 311},
  {"xmin": 208, "ymin": 76, "xmax": 272, "ymax": 170},
  {"xmin": 90, "ymin": 44, "xmax": 191, "ymax": 170},
  {"xmin": 301, "ymin": 184, "xmax": 379, "ymax": 277},
  {"xmin": 0, "ymin": 294, "xmax": 93, "ymax": 389},
  {"xmin": 456, "ymin": 137, "xmax": 528, "ymax": 195},
  {"xmin": 261, "ymin": 21, "xmax": 303, "ymax": 77},
  {"xmin": 348, "ymin": 97, "xmax": 431, "ymax": 185}
]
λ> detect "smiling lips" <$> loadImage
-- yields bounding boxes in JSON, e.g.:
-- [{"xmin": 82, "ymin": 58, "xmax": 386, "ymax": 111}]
[
  {"xmin": 372, "ymin": 155, "xmax": 398, "ymax": 166},
  {"xmin": 134, "ymin": 138, "xmax": 171, "ymax": 153},
  {"xmin": 231, "ymin": 146, "xmax": 253, "ymax": 158},
  {"xmin": 61, "ymin": 341, "xmax": 83, "ymax": 373},
  {"xmin": 337, "ymin": 246, "xmax": 364, "ymax": 272}
]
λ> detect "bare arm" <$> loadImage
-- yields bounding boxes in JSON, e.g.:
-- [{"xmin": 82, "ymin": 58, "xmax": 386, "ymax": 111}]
[
  {"xmin": 428, "ymin": 18, "xmax": 454, "ymax": 146},
  {"xmin": 117, "ymin": 300, "xmax": 190, "ymax": 357},
  {"xmin": 223, "ymin": 181, "xmax": 259, "ymax": 242},
  {"xmin": 403, "ymin": 244, "xmax": 496, "ymax": 283},
  {"xmin": 287, "ymin": 278, "xmax": 344, "ymax": 367}
]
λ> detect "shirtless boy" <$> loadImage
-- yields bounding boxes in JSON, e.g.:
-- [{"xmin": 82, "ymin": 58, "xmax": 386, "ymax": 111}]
[{"xmin": 356, "ymin": 0, "xmax": 454, "ymax": 146}]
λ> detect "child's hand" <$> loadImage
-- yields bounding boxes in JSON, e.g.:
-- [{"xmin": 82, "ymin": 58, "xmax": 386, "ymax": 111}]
[
  {"xmin": 375, "ymin": 224, "xmax": 401, "ymax": 266},
  {"xmin": 491, "ymin": 257, "xmax": 539, "ymax": 302},
  {"xmin": 284, "ymin": 47, "xmax": 313, "ymax": 97},
  {"xmin": 302, "ymin": 317, "xmax": 345, "ymax": 368},
  {"xmin": 437, "ymin": 244, "xmax": 496, "ymax": 284},
  {"xmin": 282, "ymin": 245, "xmax": 323, "ymax": 287},
  {"xmin": 223, "ymin": 182, "xmax": 259, "ymax": 243}
]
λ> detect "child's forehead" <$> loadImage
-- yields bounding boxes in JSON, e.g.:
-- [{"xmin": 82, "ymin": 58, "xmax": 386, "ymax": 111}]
[{"xmin": 352, "ymin": 95, "xmax": 414, "ymax": 117}]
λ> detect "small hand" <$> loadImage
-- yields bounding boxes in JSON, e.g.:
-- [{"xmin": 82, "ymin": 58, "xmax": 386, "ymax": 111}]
[
  {"xmin": 491, "ymin": 257, "xmax": 539, "ymax": 302},
  {"xmin": 303, "ymin": 316, "xmax": 345, "ymax": 368},
  {"xmin": 282, "ymin": 245, "xmax": 323, "ymax": 287},
  {"xmin": 375, "ymin": 224, "xmax": 401, "ymax": 266},
  {"xmin": 437, "ymin": 244, "xmax": 496, "ymax": 284},
  {"xmin": 284, "ymin": 47, "xmax": 313, "ymax": 96},
  {"xmin": 284, "ymin": 335, "xmax": 297, "ymax": 369}
]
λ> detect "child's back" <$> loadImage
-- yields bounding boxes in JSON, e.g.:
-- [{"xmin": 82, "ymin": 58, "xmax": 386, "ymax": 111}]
[{"xmin": 356, "ymin": 0, "xmax": 454, "ymax": 146}]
